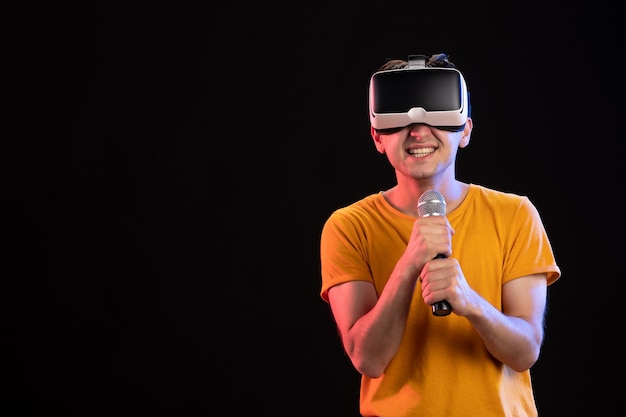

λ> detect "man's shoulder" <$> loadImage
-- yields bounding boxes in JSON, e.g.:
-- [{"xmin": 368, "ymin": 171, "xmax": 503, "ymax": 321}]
[
  {"xmin": 467, "ymin": 184, "xmax": 538, "ymax": 220},
  {"xmin": 325, "ymin": 193, "xmax": 388, "ymax": 228}
]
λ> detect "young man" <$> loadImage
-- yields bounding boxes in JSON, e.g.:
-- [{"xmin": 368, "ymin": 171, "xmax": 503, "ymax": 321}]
[{"xmin": 319, "ymin": 53, "xmax": 561, "ymax": 416}]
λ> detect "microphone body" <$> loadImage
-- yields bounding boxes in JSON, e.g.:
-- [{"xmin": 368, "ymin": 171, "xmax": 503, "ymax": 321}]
[{"xmin": 417, "ymin": 190, "xmax": 452, "ymax": 316}]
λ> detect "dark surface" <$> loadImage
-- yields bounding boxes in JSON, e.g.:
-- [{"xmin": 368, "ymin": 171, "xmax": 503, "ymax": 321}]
[{"xmin": 5, "ymin": 1, "xmax": 589, "ymax": 415}]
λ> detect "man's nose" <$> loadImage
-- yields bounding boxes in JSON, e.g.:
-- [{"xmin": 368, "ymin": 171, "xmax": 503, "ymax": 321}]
[{"xmin": 409, "ymin": 123, "xmax": 431, "ymax": 137}]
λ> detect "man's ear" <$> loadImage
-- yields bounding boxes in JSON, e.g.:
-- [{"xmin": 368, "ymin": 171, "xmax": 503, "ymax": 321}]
[
  {"xmin": 371, "ymin": 126, "xmax": 386, "ymax": 154},
  {"xmin": 459, "ymin": 118, "xmax": 473, "ymax": 148}
]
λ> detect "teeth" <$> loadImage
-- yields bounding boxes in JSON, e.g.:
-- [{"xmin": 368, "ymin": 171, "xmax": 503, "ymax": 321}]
[{"xmin": 409, "ymin": 147, "xmax": 435, "ymax": 157}]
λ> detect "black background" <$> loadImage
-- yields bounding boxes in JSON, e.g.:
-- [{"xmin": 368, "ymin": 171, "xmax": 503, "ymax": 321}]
[{"xmin": 5, "ymin": 1, "xmax": 591, "ymax": 415}]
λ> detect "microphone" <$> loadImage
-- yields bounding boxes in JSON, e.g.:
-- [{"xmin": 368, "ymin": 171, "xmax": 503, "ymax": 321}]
[{"xmin": 417, "ymin": 190, "xmax": 452, "ymax": 316}]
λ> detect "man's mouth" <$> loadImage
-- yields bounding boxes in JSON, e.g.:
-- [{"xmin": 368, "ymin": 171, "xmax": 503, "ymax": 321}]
[{"xmin": 408, "ymin": 147, "xmax": 435, "ymax": 158}]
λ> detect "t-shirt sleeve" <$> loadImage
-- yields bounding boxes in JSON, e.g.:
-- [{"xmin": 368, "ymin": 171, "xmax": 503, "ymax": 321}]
[
  {"xmin": 319, "ymin": 210, "xmax": 374, "ymax": 302},
  {"xmin": 503, "ymin": 197, "xmax": 561, "ymax": 286}
]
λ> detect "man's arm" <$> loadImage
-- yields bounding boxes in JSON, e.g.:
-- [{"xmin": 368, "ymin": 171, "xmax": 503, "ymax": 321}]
[
  {"xmin": 462, "ymin": 274, "xmax": 547, "ymax": 372},
  {"xmin": 327, "ymin": 271, "xmax": 415, "ymax": 379}
]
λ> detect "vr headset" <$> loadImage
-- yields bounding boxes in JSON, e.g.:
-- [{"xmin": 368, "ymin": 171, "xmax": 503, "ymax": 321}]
[{"xmin": 369, "ymin": 54, "xmax": 469, "ymax": 132}]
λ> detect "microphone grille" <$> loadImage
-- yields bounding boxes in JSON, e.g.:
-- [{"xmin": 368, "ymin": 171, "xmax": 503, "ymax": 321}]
[{"xmin": 417, "ymin": 190, "xmax": 447, "ymax": 217}]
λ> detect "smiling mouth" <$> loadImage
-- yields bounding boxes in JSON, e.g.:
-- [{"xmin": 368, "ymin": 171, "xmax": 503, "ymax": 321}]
[{"xmin": 408, "ymin": 147, "xmax": 435, "ymax": 157}]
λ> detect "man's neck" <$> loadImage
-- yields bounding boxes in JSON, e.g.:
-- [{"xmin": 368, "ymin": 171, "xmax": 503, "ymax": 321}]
[{"xmin": 382, "ymin": 181, "xmax": 469, "ymax": 217}]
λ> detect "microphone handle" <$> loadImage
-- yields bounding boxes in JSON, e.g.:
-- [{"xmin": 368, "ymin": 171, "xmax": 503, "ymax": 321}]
[{"xmin": 432, "ymin": 253, "xmax": 452, "ymax": 316}]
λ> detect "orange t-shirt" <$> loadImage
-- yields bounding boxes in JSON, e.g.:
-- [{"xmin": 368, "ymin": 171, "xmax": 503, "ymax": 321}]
[{"xmin": 320, "ymin": 184, "xmax": 561, "ymax": 417}]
